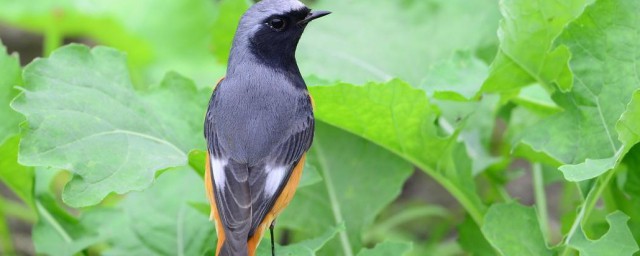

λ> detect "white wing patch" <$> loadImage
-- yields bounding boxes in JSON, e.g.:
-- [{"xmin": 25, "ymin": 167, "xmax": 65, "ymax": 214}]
[
  {"xmin": 265, "ymin": 166, "xmax": 287, "ymax": 197},
  {"xmin": 210, "ymin": 155, "xmax": 228, "ymax": 190}
]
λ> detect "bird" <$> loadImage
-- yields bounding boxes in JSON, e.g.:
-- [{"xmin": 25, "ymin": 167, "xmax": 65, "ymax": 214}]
[{"xmin": 203, "ymin": 0, "xmax": 330, "ymax": 255}]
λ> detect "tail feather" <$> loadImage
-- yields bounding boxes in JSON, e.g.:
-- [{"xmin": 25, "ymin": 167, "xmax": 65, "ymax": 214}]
[
  {"xmin": 212, "ymin": 159, "xmax": 252, "ymax": 256},
  {"xmin": 217, "ymin": 237, "xmax": 248, "ymax": 256}
]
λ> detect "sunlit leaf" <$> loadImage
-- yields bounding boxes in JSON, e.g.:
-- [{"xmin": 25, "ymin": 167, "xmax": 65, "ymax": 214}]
[
  {"xmin": 310, "ymin": 80, "xmax": 486, "ymax": 223},
  {"xmin": 32, "ymin": 170, "xmax": 109, "ymax": 256},
  {"xmin": 299, "ymin": 0, "xmax": 500, "ymax": 85},
  {"xmin": 104, "ymin": 168, "xmax": 215, "ymax": 256},
  {"xmin": 0, "ymin": 136, "xmax": 34, "ymax": 207},
  {"xmin": 0, "ymin": 40, "xmax": 22, "ymax": 144},
  {"xmin": 12, "ymin": 45, "xmax": 209, "ymax": 207},
  {"xmin": 482, "ymin": 203, "xmax": 552, "ymax": 256},
  {"xmin": 279, "ymin": 123, "xmax": 413, "ymax": 255},
  {"xmin": 520, "ymin": 0, "xmax": 640, "ymax": 181},
  {"xmin": 567, "ymin": 211, "xmax": 639, "ymax": 256},
  {"xmin": 481, "ymin": 0, "xmax": 593, "ymax": 94}
]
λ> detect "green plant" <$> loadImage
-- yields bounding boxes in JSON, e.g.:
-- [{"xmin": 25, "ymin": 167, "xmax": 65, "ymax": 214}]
[{"xmin": 0, "ymin": 0, "xmax": 639, "ymax": 255}]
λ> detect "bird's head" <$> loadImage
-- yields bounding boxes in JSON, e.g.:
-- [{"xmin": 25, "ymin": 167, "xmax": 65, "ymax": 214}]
[{"xmin": 230, "ymin": 0, "xmax": 330, "ymax": 66}]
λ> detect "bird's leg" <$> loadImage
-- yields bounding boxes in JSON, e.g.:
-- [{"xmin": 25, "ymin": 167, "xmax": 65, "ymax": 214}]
[{"xmin": 270, "ymin": 219, "xmax": 277, "ymax": 256}]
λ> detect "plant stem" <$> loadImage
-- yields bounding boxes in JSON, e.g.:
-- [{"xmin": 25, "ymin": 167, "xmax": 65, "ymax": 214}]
[
  {"xmin": 364, "ymin": 205, "xmax": 448, "ymax": 242},
  {"xmin": 0, "ymin": 196, "xmax": 36, "ymax": 223},
  {"xmin": 559, "ymin": 168, "xmax": 616, "ymax": 256},
  {"xmin": 532, "ymin": 163, "xmax": 550, "ymax": 243},
  {"xmin": 418, "ymin": 164, "xmax": 486, "ymax": 226},
  {"xmin": 44, "ymin": 27, "xmax": 62, "ymax": 57},
  {"xmin": 0, "ymin": 199, "xmax": 15, "ymax": 255},
  {"xmin": 313, "ymin": 139, "xmax": 354, "ymax": 256}
]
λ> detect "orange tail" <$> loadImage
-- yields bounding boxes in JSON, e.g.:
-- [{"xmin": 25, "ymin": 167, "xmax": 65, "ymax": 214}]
[
  {"xmin": 205, "ymin": 153, "xmax": 226, "ymax": 254},
  {"xmin": 247, "ymin": 154, "xmax": 307, "ymax": 256}
]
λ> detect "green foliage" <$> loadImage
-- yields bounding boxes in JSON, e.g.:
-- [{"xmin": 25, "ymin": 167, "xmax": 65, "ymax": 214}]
[
  {"xmin": 521, "ymin": 0, "xmax": 640, "ymax": 182},
  {"xmin": 482, "ymin": 203, "xmax": 552, "ymax": 256},
  {"xmin": 567, "ymin": 212, "xmax": 639, "ymax": 256},
  {"xmin": 0, "ymin": 0, "xmax": 639, "ymax": 255},
  {"xmin": 0, "ymin": 41, "xmax": 22, "ymax": 144},
  {"xmin": 12, "ymin": 45, "xmax": 207, "ymax": 207}
]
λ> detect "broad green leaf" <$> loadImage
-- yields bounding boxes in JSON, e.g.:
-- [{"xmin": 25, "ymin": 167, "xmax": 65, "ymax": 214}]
[
  {"xmin": 619, "ymin": 146, "xmax": 640, "ymax": 248},
  {"xmin": 420, "ymin": 52, "xmax": 500, "ymax": 175},
  {"xmin": 433, "ymin": 95, "xmax": 501, "ymax": 175},
  {"xmin": 458, "ymin": 215, "xmax": 495, "ymax": 256},
  {"xmin": 616, "ymin": 91, "xmax": 640, "ymax": 163},
  {"xmin": 481, "ymin": 0, "xmax": 593, "ymax": 94},
  {"xmin": 623, "ymin": 145, "xmax": 640, "ymax": 198},
  {"xmin": 299, "ymin": 0, "xmax": 500, "ymax": 85},
  {"xmin": 512, "ymin": 85, "xmax": 562, "ymax": 115},
  {"xmin": 356, "ymin": 241, "xmax": 412, "ymax": 256},
  {"xmin": 104, "ymin": 168, "xmax": 215, "ymax": 256},
  {"xmin": 255, "ymin": 225, "xmax": 341, "ymax": 256},
  {"xmin": 188, "ymin": 150, "xmax": 208, "ymax": 179},
  {"xmin": 568, "ymin": 211, "xmax": 639, "ymax": 256},
  {"xmin": 32, "ymin": 170, "xmax": 108, "ymax": 256},
  {"xmin": 12, "ymin": 45, "xmax": 209, "ymax": 207},
  {"xmin": 419, "ymin": 51, "xmax": 488, "ymax": 101},
  {"xmin": 0, "ymin": 41, "xmax": 22, "ymax": 144},
  {"xmin": 0, "ymin": 136, "xmax": 34, "ymax": 207},
  {"xmin": 481, "ymin": 202, "xmax": 552, "ymax": 256},
  {"xmin": 310, "ymin": 80, "xmax": 486, "ymax": 224},
  {"xmin": 520, "ymin": 0, "xmax": 640, "ymax": 181},
  {"xmin": 279, "ymin": 122, "xmax": 413, "ymax": 255}
]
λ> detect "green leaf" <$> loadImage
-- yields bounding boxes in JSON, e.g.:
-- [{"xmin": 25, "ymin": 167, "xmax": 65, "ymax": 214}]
[
  {"xmin": 104, "ymin": 168, "xmax": 215, "ymax": 256},
  {"xmin": 358, "ymin": 242, "xmax": 413, "ymax": 256},
  {"xmin": 0, "ymin": 135, "xmax": 34, "ymax": 207},
  {"xmin": 299, "ymin": 0, "xmax": 500, "ymax": 85},
  {"xmin": 188, "ymin": 150, "xmax": 208, "ymax": 179},
  {"xmin": 458, "ymin": 215, "xmax": 495, "ymax": 256},
  {"xmin": 568, "ymin": 211, "xmax": 639, "ymax": 256},
  {"xmin": 0, "ymin": 41, "xmax": 23, "ymax": 144},
  {"xmin": 520, "ymin": 0, "xmax": 640, "ymax": 181},
  {"xmin": 279, "ymin": 122, "xmax": 413, "ymax": 255},
  {"xmin": 419, "ymin": 51, "xmax": 488, "ymax": 101},
  {"xmin": 617, "ymin": 91, "xmax": 640, "ymax": 165},
  {"xmin": 12, "ymin": 45, "xmax": 209, "ymax": 207},
  {"xmin": 255, "ymin": 225, "xmax": 342, "ymax": 256},
  {"xmin": 310, "ymin": 80, "xmax": 486, "ymax": 224},
  {"xmin": 481, "ymin": 0, "xmax": 593, "ymax": 94},
  {"xmin": 481, "ymin": 202, "xmax": 552, "ymax": 256},
  {"xmin": 356, "ymin": 241, "xmax": 412, "ymax": 256},
  {"xmin": 32, "ymin": 170, "xmax": 109, "ymax": 256},
  {"xmin": 623, "ymin": 145, "xmax": 640, "ymax": 198}
]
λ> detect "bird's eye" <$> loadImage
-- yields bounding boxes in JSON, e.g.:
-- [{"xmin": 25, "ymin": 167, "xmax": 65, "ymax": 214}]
[{"xmin": 267, "ymin": 17, "xmax": 287, "ymax": 31}]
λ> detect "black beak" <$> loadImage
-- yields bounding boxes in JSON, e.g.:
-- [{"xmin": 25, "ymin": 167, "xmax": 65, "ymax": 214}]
[{"xmin": 299, "ymin": 10, "xmax": 331, "ymax": 25}]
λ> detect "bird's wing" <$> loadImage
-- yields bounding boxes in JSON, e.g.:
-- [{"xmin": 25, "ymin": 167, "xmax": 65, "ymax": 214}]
[
  {"xmin": 205, "ymin": 78, "xmax": 253, "ymax": 254},
  {"xmin": 247, "ymin": 114, "xmax": 314, "ymax": 236}
]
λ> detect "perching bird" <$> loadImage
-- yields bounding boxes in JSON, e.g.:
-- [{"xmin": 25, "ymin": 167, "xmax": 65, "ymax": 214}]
[{"xmin": 203, "ymin": 0, "xmax": 330, "ymax": 255}]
